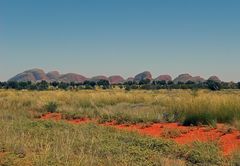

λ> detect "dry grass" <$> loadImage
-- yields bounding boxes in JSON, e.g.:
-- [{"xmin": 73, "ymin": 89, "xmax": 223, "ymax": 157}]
[{"xmin": 0, "ymin": 89, "xmax": 240, "ymax": 165}]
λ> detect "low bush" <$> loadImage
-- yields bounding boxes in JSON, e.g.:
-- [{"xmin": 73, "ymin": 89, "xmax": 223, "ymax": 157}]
[
  {"xmin": 183, "ymin": 111, "xmax": 216, "ymax": 126},
  {"xmin": 44, "ymin": 101, "xmax": 58, "ymax": 113}
]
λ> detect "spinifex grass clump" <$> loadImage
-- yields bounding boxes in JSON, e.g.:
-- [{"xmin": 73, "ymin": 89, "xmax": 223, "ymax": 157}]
[
  {"xmin": 44, "ymin": 101, "xmax": 58, "ymax": 113},
  {"xmin": 183, "ymin": 111, "xmax": 217, "ymax": 126}
]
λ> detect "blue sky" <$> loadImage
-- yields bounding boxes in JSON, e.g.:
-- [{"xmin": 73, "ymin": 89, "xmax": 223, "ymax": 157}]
[{"xmin": 0, "ymin": 0, "xmax": 239, "ymax": 81}]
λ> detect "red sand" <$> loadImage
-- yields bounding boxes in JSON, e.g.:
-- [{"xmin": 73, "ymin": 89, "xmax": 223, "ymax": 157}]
[
  {"xmin": 40, "ymin": 113, "xmax": 62, "ymax": 121},
  {"xmin": 68, "ymin": 118, "xmax": 92, "ymax": 124},
  {"xmin": 39, "ymin": 113, "xmax": 240, "ymax": 156}
]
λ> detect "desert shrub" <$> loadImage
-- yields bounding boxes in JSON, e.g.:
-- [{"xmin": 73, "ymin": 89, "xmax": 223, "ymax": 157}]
[
  {"xmin": 183, "ymin": 111, "xmax": 216, "ymax": 126},
  {"xmin": 44, "ymin": 101, "xmax": 58, "ymax": 113}
]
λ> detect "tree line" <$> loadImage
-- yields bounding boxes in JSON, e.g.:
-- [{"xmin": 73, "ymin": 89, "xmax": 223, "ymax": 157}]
[
  {"xmin": 123, "ymin": 80, "xmax": 240, "ymax": 91},
  {"xmin": 0, "ymin": 80, "xmax": 110, "ymax": 90},
  {"xmin": 0, "ymin": 79, "xmax": 240, "ymax": 91}
]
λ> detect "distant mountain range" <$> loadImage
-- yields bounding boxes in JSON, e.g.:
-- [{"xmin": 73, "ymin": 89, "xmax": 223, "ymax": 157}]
[{"xmin": 8, "ymin": 68, "xmax": 222, "ymax": 84}]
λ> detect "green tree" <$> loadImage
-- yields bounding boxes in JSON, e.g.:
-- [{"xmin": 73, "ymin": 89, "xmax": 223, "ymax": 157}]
[
  {"xmin": 97, "ymin": 80, "xmax": 110, "ymax": 89},
  {"xmin": 36, "ymin": 81, "xmax": 49, "ymax": 90},
  {"xmin": 51, "ymin": 81, "xmax": 59, "ymax": 88},
  {"xmin": 18, "ymin": 81, "xmax": 31, "ymax": 90},
  {"xmin": 237, "ymin": 82, "xmax": 240, "ymax": 89},
  {"xmin": 139, "ymin": 79, "xmax": 151, "ymax": 85},
  {"xmin": 58, "ymin": 82, "xmax": 69, "ymax": 90},
  {"xmin": 7, "ymin": 81, "xmax": 18, "ymax": 89},
  {"xmin": 207, "ymin": 80, "xmax": 221, "ymax": 91},
  {"xmin": 83, "ymin": 81, "xmax": 96, "ymax": 89}
]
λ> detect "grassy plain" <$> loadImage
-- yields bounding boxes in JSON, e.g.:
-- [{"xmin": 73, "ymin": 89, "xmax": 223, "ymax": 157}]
[{"xmin": 0, "ymin": 89, "xmax": 240, "ymax": 165}]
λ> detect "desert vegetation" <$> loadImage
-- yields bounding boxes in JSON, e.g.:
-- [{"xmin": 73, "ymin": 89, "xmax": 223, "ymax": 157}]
[
  {"xmin": 0, "ymin": 79, "xmax": 240, "ymax": 91},
  {"xmin": 0, "ymin": 89, "xmax": 240, "ymax": 165}
]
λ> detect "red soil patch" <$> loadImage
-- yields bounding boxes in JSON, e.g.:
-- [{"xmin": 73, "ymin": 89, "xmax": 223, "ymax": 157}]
[
  {"xmin": 40, "ymin": 113, "xmax": 62, "ymax": 121},
  {"xmin": 68, "ymin": 118, "xmax": 92, "ymax": 124},
  {"xmin": 219, "ymin": 131, "xmax": 240, "ymax": 155},
  {"xmin": 39, "ymin": 113, "xmax": 240, "ymax": 156},
  {"xmin": 107, "ymin": 123, "xmax": 240, "ymax": 155}
]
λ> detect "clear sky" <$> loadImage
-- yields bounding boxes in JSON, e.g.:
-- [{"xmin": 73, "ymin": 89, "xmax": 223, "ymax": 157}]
[{"xmin": 0, "ymin": 0, "xmax": 239, "ymax": 81}]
